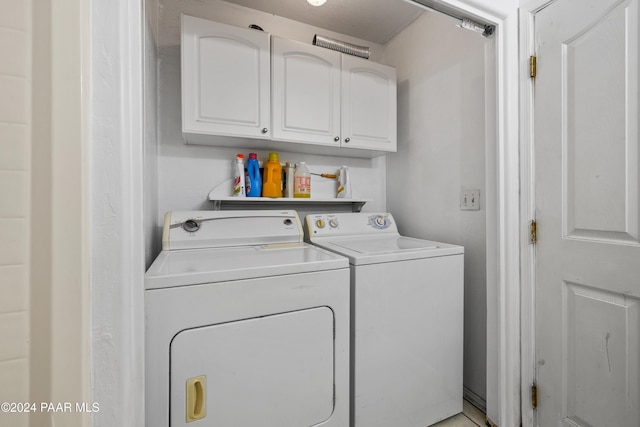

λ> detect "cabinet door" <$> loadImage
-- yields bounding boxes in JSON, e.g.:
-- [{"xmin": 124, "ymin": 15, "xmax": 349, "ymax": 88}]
[
  {"xmin": 342, "ymin": 55, "xmax": 397, "ymax": 151},
  {"xmin": 272, "ymin": 37, "xmax": 341, "ymax": 146},
  {"xmin": 182, "ymin": 15, "xmax": 270, "ymax": 139}
]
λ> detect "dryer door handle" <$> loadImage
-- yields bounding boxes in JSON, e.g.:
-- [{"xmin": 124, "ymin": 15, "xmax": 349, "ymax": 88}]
[{"xmin": 186, "ymin": 375, "xmax": 207, "ymax": 422}]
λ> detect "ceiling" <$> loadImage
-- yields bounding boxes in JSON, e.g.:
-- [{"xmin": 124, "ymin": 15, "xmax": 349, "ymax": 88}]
[{"xmin": 222, "ymin": 0, "xmax": 426, "ymax": 45}]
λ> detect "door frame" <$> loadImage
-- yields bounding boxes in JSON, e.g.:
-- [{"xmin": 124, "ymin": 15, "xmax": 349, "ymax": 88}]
[
  {"xmin": 92, "ymin": 1, "xmax": 522, "ymax": 426},
  {"xmin": 89, "ymin": 0, "xmax": 146, "ymax": 426},
  {"xmin": 519, "ymin": 1, "xmax": 556, "ymax": 426},
  {"xmin": 415, "ymin": 3, "xmax": 521, "ymax": 426}
]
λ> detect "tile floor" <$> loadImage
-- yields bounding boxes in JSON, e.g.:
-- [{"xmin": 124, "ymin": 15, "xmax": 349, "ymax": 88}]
[{"xmin": 431, "ymin": 400, "xmax": 486, "ymax": 427}]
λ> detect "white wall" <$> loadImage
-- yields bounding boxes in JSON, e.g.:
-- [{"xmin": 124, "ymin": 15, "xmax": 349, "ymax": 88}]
[
  {"xmin": 383, "ymin": 11, "xmax": 488, "ymax": 406},
  {"xmin": 22, "ymin": 0, "xmax": 93, "ymax": 426},
  {"xmin": 144, "ymin": 0, "xmax": 159, "ymax": 269},
  {"xmin": 0, "ymin": 2, "xmax": 31, "ymax": 427},
  {"xmin": 153, "ymin": 0, "xmax": 389, "ymax": 260},
  {"xmin": 468, "ymin": 0, "xmax": 517, "ymax": 16},
  {"xmin": 47, "ymin": 0, "xmax": 92, "ymax": 423}
]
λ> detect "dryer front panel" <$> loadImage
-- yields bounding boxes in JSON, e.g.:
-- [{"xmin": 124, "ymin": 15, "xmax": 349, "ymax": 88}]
[{"xmin": 170, "ymin": 307, "xmax": 335, "ymax": 426}]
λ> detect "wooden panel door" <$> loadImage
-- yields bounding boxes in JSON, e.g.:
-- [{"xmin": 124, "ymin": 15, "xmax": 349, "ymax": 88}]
[
  {"xmin": 181, "ymin": 15, "xmax": 271, "ymax": 139},
  {"xmin": 534, "ymin": 1, "xmax": 640, "ymax": 425},
  {"xmin": 271, "ymin": 37, "xmax": 341, "ymax": 146}
]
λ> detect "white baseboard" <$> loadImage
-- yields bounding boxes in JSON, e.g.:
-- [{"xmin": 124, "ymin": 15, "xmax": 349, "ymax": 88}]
[{"xmin": 463, "ymin": 386, "xmax": 487, "ymax": 413}]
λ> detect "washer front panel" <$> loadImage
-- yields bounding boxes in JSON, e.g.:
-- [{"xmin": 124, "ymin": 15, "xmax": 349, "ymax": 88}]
[{"xmin": 352, "ymin": 256, "xmax": 464, "ymax": 427}]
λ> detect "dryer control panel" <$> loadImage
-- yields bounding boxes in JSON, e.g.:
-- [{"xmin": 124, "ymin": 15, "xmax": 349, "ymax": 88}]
[
  {"xmin": 163, "ymin": 210, "xmax": 303, "ymax": 250},
  {"xmin": 304, "ymin": 212, "xmax": 398, "ymax": 239}
]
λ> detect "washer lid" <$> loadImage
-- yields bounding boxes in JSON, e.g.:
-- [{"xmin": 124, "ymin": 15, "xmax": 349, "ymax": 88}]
[
  {"xmin": 145, "ymin": 243, "xmax": 348, "ymax": 290},
  {"xmin": 312, "ymin": 236, "xmax": 463, "ymax": 265},
  {"xmin": 332, "ymin": 236, "xmax": 438, "ymax": 254}
]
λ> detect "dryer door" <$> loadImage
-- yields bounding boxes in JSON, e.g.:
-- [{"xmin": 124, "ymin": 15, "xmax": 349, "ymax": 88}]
[{"xmin": 170, "ymin": 307, "xmax": 335, "ymax": 426}]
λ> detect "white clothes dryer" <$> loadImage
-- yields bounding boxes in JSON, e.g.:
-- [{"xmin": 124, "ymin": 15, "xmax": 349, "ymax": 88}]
[
  {"xmin": 145, "ymin": 210, "xmax": 350, "ymax": 427},
  {"xmin": 305, "ymin": 212, "xmax": 464, "ymax": 427}
]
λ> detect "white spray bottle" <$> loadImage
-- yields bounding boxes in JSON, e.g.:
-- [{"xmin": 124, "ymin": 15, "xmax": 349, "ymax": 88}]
[
  {"xmin": 232, "ymin": 154, "xmax": 246, "ymax": 197},
  {"xmin": 336, "ymin": 166, "xmax": 351, "ymax": 198}
]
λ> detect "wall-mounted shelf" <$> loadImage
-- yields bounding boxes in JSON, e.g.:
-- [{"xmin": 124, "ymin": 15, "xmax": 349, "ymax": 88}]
[{"xmin": 209, "ymin": 197, "xmax": 369, "ymax": 212}]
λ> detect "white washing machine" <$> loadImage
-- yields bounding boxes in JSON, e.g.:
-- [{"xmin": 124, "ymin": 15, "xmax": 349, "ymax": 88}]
[
  {"xmin": 145, "ymin": 210, "xmax": 350, "ymax": 427},
  {"xmin": 305, "ymin": 212, "xmax": 464, "ymax": 427}
]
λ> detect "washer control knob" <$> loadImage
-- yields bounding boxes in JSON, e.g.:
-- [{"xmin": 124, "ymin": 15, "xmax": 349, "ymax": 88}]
[
  {"xmin": 329, "ymin": 219, "xmax": 339, "ymax": 228},
  {"xmin": 183, "ymin": 219, "xmax": 200, "ymax": 233},
  {"xmin": 315, "ymin": 219, "xmax": 326, "ymax": 229},
  {"xmin": 372, "ymin": 215, "xmax": 389, "ymax": 229}
]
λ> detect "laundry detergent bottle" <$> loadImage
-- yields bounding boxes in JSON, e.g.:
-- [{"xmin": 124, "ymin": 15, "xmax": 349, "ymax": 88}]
[
  {"xmin": 262, "ymin": 152, "xmax": 282, "ymax": 198},
  {"xmin": 246, "ymin": 153, "xmax": 262, "ymax": 197},
  {"xmin": 232, "ymin": 153, "xmax": 246, "ymax": 197}
]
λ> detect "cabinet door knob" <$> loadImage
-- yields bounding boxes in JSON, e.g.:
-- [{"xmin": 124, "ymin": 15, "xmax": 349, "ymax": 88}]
[
  {"xmin": 261, "ymin": 128, "xmax": 268, "ymax": 134},
  {"xmin": 334, "ymin": 136, "xmax": 340, "ymax": 141},
  {"xmin": 344, "ymin": 137, "xmax": 350, "ymax": 143}
]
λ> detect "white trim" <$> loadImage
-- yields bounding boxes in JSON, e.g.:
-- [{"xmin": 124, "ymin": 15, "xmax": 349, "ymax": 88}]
[
  {"xmin": 484, "ymin": 19, "xmax": 500, "ymax": 427},
  {"xmin": 409, "ymin": 2, "xmax": 521, "ymax": 426},
  {"xmin": 464, "ymin": 385, "xmax": 487, "ymax": 413},
  {"xmin": 122, "ymin": 0, "xmax": 146, "ymax": 424},
  {"xmin": 97, "ymin": 2, "xmax": 521, "ymax": 427},
  {"xmin": 495, "ymin": 12, "xmax": 522, "ymax": 427},
  {"xmin": 436, "ymin": 4, "xmax": 522, "ymax": 427},
  {"xmin": 519, "ymin": 2, "xmax": 556, "ymax": 426},
  {"xmin": 519, "ymin": 4, "xmax": 537, "ymax": 427},
  {"xmin": 452, "ymin": 6, "xmax": 523, "ymax": 427},
  {"xmin": 90, "ymin": 0, "xmax": 145, "ymax": 426}
]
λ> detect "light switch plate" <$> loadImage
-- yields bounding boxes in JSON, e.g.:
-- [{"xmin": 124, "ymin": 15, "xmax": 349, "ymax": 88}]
[{"xmin": 460, "ymin": 190, "xmax": 480, "ymax": 210}]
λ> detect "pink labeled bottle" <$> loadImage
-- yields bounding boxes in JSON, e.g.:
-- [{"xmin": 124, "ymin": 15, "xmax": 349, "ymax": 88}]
[{"xmin": 294, "ymin": 162, "xmax": 311, "ymax": 198}]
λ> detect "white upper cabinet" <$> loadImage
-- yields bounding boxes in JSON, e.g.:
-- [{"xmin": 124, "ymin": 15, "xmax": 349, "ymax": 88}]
[
  {"xmin": 272, "ymin": 37, "xmax": 342, "ymax": 147},
  {"xmin": 181, "ymin": 15, "xmax": 271, "ymax": 139},
  {"xmin": 273, "ymin": 37, "xmax": 397, "ymax": 152},
  {"xmin": 342, "ymin": 55, "xmax": 397, "ymax": 152},
  {"xmin": 181, "ymin": 16, "xmax": 397, "ymax": 156}
]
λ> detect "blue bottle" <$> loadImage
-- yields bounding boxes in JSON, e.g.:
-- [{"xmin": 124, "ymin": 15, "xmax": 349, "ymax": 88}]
[{"xmin": 246, "ymin": 153, "xmax": 262, "ymax": 197}]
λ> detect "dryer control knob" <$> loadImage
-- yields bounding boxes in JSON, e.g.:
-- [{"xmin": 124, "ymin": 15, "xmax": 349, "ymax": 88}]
[
  {"xmin": 329, "ymin": 219, "xmax": 339, "ymax": 228},
  {"xmin": 183, "ymin": 219, "xmax": 200, "ymax": 233},
  {"xmin": 316, "ymin": 219, "xmax": 326, "ymax": 229}
]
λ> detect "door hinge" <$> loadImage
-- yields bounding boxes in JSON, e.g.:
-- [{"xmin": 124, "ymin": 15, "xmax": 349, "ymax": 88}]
[
  {"xmin": 530, "ymin": 55, "xmax": 537, "ymax": 79},
  {"xmin": 531, "ymin": 383, "xmax": 538, "ymax": 410},
  {"xmin": 530, "ymin": 220, "xmax": 537, "ymax": 244}
]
